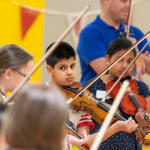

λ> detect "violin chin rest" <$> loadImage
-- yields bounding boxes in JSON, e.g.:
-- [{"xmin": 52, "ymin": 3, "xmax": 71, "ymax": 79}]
[{"xmin": 69, "ymin": 82, "xmax": 81, "ymax": 89}]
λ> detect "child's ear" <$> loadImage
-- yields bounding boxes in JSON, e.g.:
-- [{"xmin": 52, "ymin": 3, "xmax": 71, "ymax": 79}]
[
  {"xmin": 4, "ymin": 69, "xmax": 12, "ymax": 81},
  {"xmin": 46, "ymin": 65, "xmax": 54, "ymax": 76},
  {"xmin": 105, "ymin": 0, "xmax": 111, "ymax": 6},
  {"xmin": 105, "ymin": 55, "xmax": 110, "ymax": 65}
]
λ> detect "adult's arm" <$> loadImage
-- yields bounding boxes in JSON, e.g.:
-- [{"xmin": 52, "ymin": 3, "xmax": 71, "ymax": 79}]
[
  {"xmin": 89, "ymin": 57, "xmax": 107, "ymax": 74},
  {"xmin": 132, "ymin": 27, "xmax": 150, "ymax": 74},
  {"xmin": 141, "ymin": 53, "xmax": 150, "ymax": 74},
  {"xmin": 77, "ymin": 27, "xmax": 108, "ymax": 73}
]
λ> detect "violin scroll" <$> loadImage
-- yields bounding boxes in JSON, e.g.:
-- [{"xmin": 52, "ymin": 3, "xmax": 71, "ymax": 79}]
[{"xmin": 135, "ymin": 130, "xmax": 150, "ymax": 146}]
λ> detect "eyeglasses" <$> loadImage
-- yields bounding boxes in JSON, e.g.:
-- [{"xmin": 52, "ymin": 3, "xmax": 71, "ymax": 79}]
[{"xmin": 14, "ymin": 70, "xmax": 32, "ymax": 80}]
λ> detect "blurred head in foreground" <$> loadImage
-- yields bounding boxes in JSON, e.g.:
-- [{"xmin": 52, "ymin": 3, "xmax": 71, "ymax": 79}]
[{"xmin": 2, "ymin": 84, "xmax": 67, "ymax": 150}]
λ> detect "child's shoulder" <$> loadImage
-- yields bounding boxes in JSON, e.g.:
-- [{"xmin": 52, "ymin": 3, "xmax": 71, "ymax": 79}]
[
  {"xmin": 40, "ymin": 82, "xmax": 49, "ymax": 86},
  {"xmin": 133, "ymin": 79, "xmax": 150, "ymax": 98},
  {"xmin": 134, "ymin": 79, "xmax": 148, "ymax": 88},
  {"xmin": 85, "ymin": 78, "xmax": 106, "ymax": 93}
]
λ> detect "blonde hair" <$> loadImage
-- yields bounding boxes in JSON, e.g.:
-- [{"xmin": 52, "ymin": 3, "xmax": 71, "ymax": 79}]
[{"xmin": 2, "ymin": 84, "xmax": 67, "ymax": 150}]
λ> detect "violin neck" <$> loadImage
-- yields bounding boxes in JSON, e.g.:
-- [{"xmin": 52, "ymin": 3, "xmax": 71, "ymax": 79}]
[
  {"xmin": 128, "ymin": 93, "xmax": 150, "ymax": 122},
  {"xmin": 97, "ymin": 101, "xmax": 126, "ymax": 121},
  {"xmin": 63, "ymin": 123, "xmax": 83, "ymax": 139},
  {"xmin": 128, "ymin": 93, "xmax": 142, "ymax": 109}
]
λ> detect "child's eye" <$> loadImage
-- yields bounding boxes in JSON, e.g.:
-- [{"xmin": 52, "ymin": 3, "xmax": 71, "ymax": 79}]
[
  {"xmin": 118, "ymin": 59, "xmax": 122, "ymax": 63},
  {"xmin": 71, "ymin": 64, "xmax": 75, "ymax": 68},
  {"xmin": 60, "ymin": 66, "xmax": 65, "ymax": 70},
  {"xmin": 121, "ymin": 0, "xmax": 127, "ymax": 2}
]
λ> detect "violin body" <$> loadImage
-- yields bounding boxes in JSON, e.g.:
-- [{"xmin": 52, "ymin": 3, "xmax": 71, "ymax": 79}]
[
  {"xmin": 106, "ymin": 79, "xmax": 147, "ymax": 115},
  {"xmin": 64, "ymin": 84, "xmax": 120, "ymax": 125}
]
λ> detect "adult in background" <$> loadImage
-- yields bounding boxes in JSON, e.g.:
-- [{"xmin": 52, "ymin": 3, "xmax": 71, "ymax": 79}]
[{"xmin": 77, "ymin": 0, "xmax": 150, "ymax": 85}]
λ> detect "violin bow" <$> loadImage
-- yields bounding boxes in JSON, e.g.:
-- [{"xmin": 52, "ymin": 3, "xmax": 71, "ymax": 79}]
[
  {"xmin": 125, "ymin": 0, "xmax": 133, "ymax": 38},
  {"xmin": 101, "ymin": 40, "xmax": 150, "ymax": 102},
  {"xmin": 5, "ymin": 5, "xmax": 90, "ymax": 104},
  {"xmin": 66, "ymin": 31, "xmax": 150, "ymax": 105},
  {"xmin": 90, "ymin": 80, "xmax": 129, "ymax": 150}
]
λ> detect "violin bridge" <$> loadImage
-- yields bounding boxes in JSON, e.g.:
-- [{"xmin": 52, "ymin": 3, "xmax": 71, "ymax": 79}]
[
  {"xmin": 87, "ymin": 93, "xmax": 94, "ymax": 101},
  {"xmin": 126, "ymin": 87, "xmax": 131, "ymax": 92}
]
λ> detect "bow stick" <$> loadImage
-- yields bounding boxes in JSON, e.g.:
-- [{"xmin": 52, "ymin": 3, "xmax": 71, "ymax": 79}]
[
  {"xmin": 90, "ymin": 80, "xmax": 129, "ymax": 150},
  {"xmin": 125, "ymin": 0, "xmax": 133, "ymax": 38},
  {"xmin": 101, "ymin": 40, "xmax": 150, "ymax": 102},
  {"xmin": 5, "ymin": 5, "xmax": 90, "ymax": 104},
  {"xmin": 66, "ymin": 31, "xmax": 150, "ymax": 105}
]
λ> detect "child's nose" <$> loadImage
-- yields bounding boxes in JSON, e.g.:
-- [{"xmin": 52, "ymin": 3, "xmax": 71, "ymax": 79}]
[
  {"xmin": 67, "ymin": 68, "xmax": 72, "ymax": 75},
  {"xmin": 122, "ymin": 61, "xmax": 128, "ymax": 68}
]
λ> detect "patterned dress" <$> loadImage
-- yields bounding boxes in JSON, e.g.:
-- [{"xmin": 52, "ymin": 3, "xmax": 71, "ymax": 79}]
[{"xmin": 86, "ymin": 78, "xmax": 150, "ymax": 150}]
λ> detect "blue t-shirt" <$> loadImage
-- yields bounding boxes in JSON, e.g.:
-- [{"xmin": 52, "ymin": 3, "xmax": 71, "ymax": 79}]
[
  {"xmin": 77, "ymin": 16, "xmax": 150, "ymax": 86},
  {"xmin": 85, "ymin": 78, "xmax": 150, "ymax": 150}
]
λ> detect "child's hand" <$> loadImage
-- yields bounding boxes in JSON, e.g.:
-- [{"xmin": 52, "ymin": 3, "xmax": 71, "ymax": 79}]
[
  {"xmin": 66, "ymin": 129, "xmax": 90, "ymax": 150},
  {"xmin": 116, "ymin": 117, "xmax": 138, "ymax": 133},
  {"xmin": 135, "ymin": 108, "xmax": 150, "ymax": 129},
  {"xmin": 135, "ymin": 108, "xmax": 144, "ymax": 121},
  {"xmin": 77, "ymin": 129, "xmax": 90, "ymax": 149}
]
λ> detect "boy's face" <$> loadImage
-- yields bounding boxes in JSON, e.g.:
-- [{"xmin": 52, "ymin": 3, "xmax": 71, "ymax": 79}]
[{"xmin": 47, "ymin": 57, "xmax": 76, "ymax": 87}]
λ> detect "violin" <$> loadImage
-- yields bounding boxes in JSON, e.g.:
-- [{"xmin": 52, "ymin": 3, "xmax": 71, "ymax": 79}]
[
  {"xmin": 106, "ymin": 77, "xmax": 150, "ymax": 137},
  {"xmin": 63, "ymin": 123, "xmax": 89, "ymax": 149},
  {"xmin": 106, "ymin": 77, "xmax": 147, "ymax": 115},
  {"xmin": 64, "ymin": 82, "xmax": 150, "ymax": 145},
  {"xmin": 64, "ymin": 82, "xmax": 120, "ymax": 125},
  {"xmin": 65, "ymin": 36, "xmax": 150, "ymax": 146}
]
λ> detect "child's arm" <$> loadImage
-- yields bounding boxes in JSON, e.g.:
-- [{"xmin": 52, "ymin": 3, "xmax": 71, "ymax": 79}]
[
  {"xmin": 67, "ymin": 117, "xmax": 137, "ymax": 148},
  {"xmin": 86, "ymin": 117, "xmax": 138, "ymax": 147},
  {"xmin": 76, "ymin": 125, "xmax": 89, "ymax": 136},
  {"xmin": 73, "ymin": 113, "xmax": 93, "ymax": 149}
]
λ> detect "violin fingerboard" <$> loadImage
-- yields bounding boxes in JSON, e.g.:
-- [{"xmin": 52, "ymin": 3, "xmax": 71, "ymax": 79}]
[{"xmin": 97, "ymin": 101, "xmax": 126, "ymax": 121}]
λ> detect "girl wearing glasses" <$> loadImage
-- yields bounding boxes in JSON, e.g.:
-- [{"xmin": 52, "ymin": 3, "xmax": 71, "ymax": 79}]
[{"xmin": 0, "ymin": 44, "xmax": 34, "ymax": 102}]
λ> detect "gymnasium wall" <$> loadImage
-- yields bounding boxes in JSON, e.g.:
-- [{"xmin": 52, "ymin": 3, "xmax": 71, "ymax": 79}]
[
  {"xmin": 0, "ymin": 0, "xmax": 45, "ymax": 83},
  {"xmin": 0, "ymin": 0, "xmax": 150, "ymax": 149}
]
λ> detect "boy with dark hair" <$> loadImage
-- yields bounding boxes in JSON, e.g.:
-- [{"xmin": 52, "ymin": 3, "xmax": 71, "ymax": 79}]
[
  {"xmin": 44, "ymin": 41, "xmax": 138, "ymax": 150},
  {"xmin": 45, "ymin": 41, "xmax": 94, "ymax": 150},
  {"xmin": 46, "ymin": 42, "xmax": 76, "ymax": 69}
]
